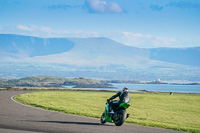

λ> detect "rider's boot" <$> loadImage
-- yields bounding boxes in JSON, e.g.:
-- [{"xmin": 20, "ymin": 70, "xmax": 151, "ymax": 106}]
[
  {"xmin": 109, "ymin": 109, "xmax": 114, "ymax": 114},
  {"xmin": 126, "ymin": 114, "xmax": 130, "ymax": 118}
]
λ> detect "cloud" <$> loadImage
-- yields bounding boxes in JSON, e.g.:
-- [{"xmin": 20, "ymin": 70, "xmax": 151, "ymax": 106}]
[
  {"xmin": 105, "ymin": 32, "xmax": 179, "ymax": 48},
  {"xmin": 17, "ymin": 25, "xmax": 33, "ymax": 31},
  {"xmin": 49, "ymin": 4, "xmax": 85, "ymax": 10},
  {"xmin": 16, "ymin": 25, "xmax": 52, "ymax": 34},
  {"xmin": 150, "ymin": 5, "xmax": 164, "ymax": 11},
  {"xmin": 85, "ymin": 0, "xmax": 124, "ymax": 14},
  {"xmin": 151, "ymin": 36, "xmax": 178, "ymax": 47},
  {"xmin": 150, "ymin": 1, "xmax": 200, "ymax": 11},
  {"xmin": 167, "ymin": 1, "xmax": 200, "ymax": 9},
  {"xmin": 4, "ymin": 25, "xmax": 183, "ymax": 48},
  {"xmin": 49, "ymin": 5, "xmax": 74, "ymax": 10},
  {"xmin": 14, "ymin": 24, "xmax": 99, "ymax": 38}
]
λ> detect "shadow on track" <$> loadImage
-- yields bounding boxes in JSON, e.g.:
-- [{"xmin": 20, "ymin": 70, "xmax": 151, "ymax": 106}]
[{"xmin": 23, "ymin": 120, "xmax": 113, "ymax": 126}]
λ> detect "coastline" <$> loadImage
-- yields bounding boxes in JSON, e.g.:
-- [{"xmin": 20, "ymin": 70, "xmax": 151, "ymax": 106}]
[{"xmin": 1, "ymin": 87, "xmax": 200, "ymax": 95}]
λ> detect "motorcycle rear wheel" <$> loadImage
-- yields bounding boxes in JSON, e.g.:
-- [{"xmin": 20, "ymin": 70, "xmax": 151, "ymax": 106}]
[{"xmin": 114, "ymin": 109, "xmax": 126, "ymax": 126}]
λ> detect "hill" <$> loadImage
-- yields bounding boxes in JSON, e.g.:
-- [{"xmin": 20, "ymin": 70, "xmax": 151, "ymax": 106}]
[
  {"xmin": 1, "ymin": 34, "xmax": 199, "ymax": 67},
  {"xmin": 149, "ymin": 47, "xmax": 200, "ymax": 66},
  {"xmin": 0, "ymin": 76, "xmax": 111, "ymax": 88},
  {"xmin": 0, "ymin": 34, "xmax": 74, "ymax": 57},
  {"xmin": 0, "ymin": 34, "xmax": 199, "ymax": 81}
]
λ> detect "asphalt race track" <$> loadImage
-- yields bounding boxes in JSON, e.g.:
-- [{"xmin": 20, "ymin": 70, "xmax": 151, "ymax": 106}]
[{"xmin": 0, "ymin": 91, "xmax": 186, "ymax": 133}]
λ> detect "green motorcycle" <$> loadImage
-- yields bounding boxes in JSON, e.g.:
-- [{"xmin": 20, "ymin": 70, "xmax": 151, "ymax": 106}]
[{"xmin": 100, "ymin": 100, "xmax": 130, "ymax": 126}]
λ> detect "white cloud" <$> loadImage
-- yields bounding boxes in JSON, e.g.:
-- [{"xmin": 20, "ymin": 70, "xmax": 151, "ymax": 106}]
[
  {"xmin": 85, "ymin": 0, "xmax": 124, "ymax": 13},
  {"xmin": 152, "ymin": 36, "xmax": 177, "ymax": 46},
  {"xmin": 15, "ymin": 24, "xmax": 99, "ymax": 38},
  {"xmin": 17, "ymin": 25, "xmax": 52, "ymax": 34},
  {"xmin": 122, "ymin": 32, "xmax": 144, "ymax": 38},
  {"xmin": 17, "ymin": 25, "xmax": 32, "ymax": 31},
  {"xmin": 105, "ymin": 32, "xmax": 179, "ymax": 48},
  {"xmin": 107, "ymin": 2, "xmax": 123, "ymax": 13},
  {"xmin": 5, "ymin": 25, "xmax": 183, "ymax": 48}
]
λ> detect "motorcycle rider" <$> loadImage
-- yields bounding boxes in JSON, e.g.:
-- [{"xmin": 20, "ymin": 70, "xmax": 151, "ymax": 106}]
[{"xmin": 107, "ymin": 87, "xmax": 131, "ymax": 114}]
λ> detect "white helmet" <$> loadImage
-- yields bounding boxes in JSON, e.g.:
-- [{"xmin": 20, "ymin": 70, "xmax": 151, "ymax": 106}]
[{"xmin": 122, "ymin": 87, "xmax": 129, "ymax": 92}]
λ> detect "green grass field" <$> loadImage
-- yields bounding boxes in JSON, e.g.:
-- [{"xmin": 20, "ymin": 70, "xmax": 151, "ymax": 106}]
[{"xmin": 15, "ymin": 91, "xmax": 200, "ymax": 133}]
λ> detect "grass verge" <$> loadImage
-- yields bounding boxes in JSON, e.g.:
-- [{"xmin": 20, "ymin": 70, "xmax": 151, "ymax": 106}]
[{"xmin": 15, "ymin": 91, "xmax": 200, "ymax": 133}]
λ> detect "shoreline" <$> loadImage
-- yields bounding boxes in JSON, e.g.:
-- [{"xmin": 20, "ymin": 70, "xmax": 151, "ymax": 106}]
[{"xmin": 1, "ymin": 87, "xmax": 200, "ymax": 94}]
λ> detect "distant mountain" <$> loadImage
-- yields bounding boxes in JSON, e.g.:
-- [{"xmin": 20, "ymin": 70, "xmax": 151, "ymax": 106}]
[
  {"xmin": 0, "ymin": 34, "xmax": 74, "ymax": 57},
  {"xmin": 0, "ymin": 34, "xmax": 150, "ymax": 67},
  {"xmin": 149, "ymin": 47, "xmax": 200, "ymax": 67},
  {"xmin": 0, "ymin": 34, "xmax": 199, "ymax": 81}
]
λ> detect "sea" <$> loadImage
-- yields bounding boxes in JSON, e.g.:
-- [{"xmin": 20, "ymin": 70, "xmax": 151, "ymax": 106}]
[
  {"xmin": 63, "ymin": 83, "xmax": 200, "ymax": 93},
  {"xmin": 111, "ymin": 83, "xmax": 200, "ymax": 93}
]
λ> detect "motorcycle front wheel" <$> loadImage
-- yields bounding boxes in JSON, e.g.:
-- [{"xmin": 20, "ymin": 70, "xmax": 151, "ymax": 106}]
[
  {"xmin": 100, "ymin": 112, "xmax": 106, "ymax": 124},
  {"xmin": 114, "ymin": 109, "xmax": 126, "ymax": 126}
]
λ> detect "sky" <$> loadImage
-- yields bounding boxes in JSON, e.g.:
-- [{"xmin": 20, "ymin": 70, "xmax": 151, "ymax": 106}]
[{"xmin": 0, "ymin": 0, "xmax": 200, "ymax": 48}]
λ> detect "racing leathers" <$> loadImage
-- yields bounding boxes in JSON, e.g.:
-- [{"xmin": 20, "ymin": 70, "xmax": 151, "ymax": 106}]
[{"xmin": 107, "ymin": 91, "xmax": 131, "ymax": 112}]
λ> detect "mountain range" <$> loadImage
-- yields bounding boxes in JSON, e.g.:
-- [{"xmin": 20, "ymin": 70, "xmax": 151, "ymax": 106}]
[{"xmin": 0, "ymin": 34, "xmax": 199, "ymax": 81}]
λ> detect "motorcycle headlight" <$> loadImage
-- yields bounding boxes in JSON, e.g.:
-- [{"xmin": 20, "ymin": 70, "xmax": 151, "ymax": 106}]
[{"xmin": 125, "ymin": 98, "xmax": 129, "ymax": 103}]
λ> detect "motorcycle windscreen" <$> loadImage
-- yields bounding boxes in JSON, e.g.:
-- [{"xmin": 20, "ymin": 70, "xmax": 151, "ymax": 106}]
[{"xmin": 119, "ymin": 103, "xmax": 130, "ymax": 109}]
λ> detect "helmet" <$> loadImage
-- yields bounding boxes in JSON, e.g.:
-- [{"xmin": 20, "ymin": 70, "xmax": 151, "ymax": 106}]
[{"xmin": 122, "ymin": 87, "xmax": 129, "ymax": 92}]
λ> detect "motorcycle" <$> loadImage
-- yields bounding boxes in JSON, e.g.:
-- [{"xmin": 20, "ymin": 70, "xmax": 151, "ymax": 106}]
[{"xmin": 100, "ymin": 100, "xmax": 130, "ymax": 126}]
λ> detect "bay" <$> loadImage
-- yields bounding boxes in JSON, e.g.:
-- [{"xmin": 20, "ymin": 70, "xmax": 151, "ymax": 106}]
[
  {"xmin": 63, "ymin": 83, "xmax": 200, "ymax": 93},
  {"xmin": 111, "ymin": 83, "xmax": 200, "ymax": 93}
]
